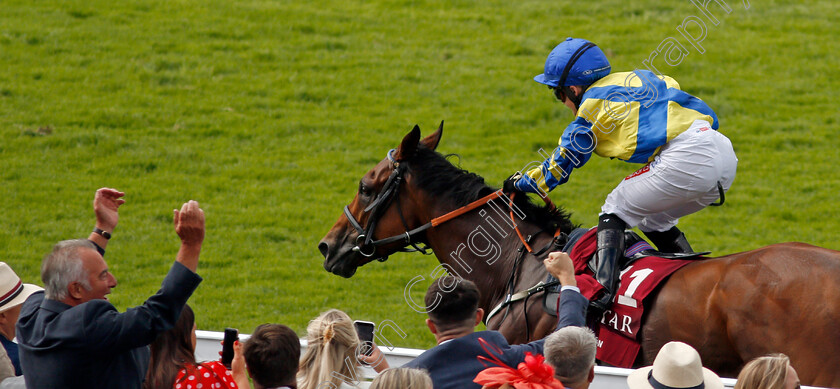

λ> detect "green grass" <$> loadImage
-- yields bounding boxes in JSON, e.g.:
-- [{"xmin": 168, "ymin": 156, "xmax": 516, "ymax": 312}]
[{"xmin": 1, "ymin": 0, "xmax": 838, "ymax": 349}]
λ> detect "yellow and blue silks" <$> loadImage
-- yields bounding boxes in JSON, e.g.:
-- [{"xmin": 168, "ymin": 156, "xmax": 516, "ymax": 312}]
[{"xmin": 515, "ymin": 69, "xmax": 718, "ymax": 194}]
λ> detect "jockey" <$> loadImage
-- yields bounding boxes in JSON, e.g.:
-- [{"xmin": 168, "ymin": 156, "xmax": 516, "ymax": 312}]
[{"xmin": 506, "ymin": 37, "xmax": 737, "ymax": 311}]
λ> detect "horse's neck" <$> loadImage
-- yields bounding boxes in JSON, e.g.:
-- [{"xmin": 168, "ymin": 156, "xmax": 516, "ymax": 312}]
[{"xmin": 424, "ymin": 204, "xmax": 555, "ymax": 313}]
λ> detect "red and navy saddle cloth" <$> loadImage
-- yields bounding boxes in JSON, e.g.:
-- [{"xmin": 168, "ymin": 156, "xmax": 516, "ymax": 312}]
[{"xmin": 543, "ymin": 227, "xmax": 703, "ymax": 367}]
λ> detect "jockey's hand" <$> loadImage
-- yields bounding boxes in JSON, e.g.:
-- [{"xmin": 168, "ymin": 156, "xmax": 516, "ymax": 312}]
[{"xmin": 503, "ymin": 172, "xmax": 522, "ymax": 193}]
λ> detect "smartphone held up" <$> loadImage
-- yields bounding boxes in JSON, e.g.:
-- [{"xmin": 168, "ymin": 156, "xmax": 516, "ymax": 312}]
[
  {"xmin": 353, "ymin": 320, "xmax": 375, "ymax": 356},
  {"xmin": 221, "ymin": 327, "xmax": 239, "ymax": 369}
]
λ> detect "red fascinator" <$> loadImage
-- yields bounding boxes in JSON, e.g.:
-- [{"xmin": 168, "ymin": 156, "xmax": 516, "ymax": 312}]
[{"xmin": 473, "ymin": 338, "xmax": 565, "ymax": 389}]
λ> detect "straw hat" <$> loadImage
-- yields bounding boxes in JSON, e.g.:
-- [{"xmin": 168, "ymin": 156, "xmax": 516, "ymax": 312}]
[
  {"xmin": 0, "ymin": 262, "xmax": 43, "ymax": 313},
  {"xmin": 627, "ymin": 341, "xmax": 723, "ymax": 389}
]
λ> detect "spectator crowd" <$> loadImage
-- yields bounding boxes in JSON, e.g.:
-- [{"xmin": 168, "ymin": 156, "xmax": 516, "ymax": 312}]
[{"xmin": 0, "ymin": 188, "xmax": 802, "ymax": 389}]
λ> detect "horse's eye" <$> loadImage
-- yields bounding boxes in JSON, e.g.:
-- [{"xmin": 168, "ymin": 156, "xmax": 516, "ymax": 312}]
[{"xmin": 359, "ymin": 182, "xmax": 373, "ymax": 197}]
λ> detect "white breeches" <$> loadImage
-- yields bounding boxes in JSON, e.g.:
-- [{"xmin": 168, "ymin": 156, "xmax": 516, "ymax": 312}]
[{"xmin": 601, "ymin": 120, "xmax": 738, "ymax": 232}]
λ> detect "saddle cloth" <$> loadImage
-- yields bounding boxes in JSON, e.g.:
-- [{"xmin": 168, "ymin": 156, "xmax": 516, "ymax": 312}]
[{"xmin": 543, "ymin": 227, "xmax": 700, "ymax": 367}]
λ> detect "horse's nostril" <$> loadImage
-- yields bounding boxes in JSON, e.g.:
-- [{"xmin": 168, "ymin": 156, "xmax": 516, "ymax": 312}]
[{"xmin": 318, "ymin": 241, "xmax": 329, "ymax": 258}]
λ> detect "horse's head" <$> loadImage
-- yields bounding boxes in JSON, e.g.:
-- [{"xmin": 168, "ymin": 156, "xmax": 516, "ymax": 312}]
[{"xmin": 318, "ymin": 122, "xmax": 444, "ymax": 277}]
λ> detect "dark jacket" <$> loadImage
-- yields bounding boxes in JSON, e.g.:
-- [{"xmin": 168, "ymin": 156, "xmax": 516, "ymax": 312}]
[
  {"xmin": 16, "ymin": 262, "xmax": 202, "ymax": 389},
  {"xmin": 404, "ymin": 289, "xmax": 588, "ymax": 389}
]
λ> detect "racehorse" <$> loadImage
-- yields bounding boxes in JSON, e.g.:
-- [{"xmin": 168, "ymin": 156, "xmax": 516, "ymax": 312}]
[{"xmin": 318, "ymin": 122, "xmax": 840, "ymax": 387}]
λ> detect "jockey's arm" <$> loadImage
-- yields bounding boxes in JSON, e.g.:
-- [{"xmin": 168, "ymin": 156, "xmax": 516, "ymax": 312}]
[{"xmin": 514, "ymin": 119, "xmax": 596, "ymax": 194}]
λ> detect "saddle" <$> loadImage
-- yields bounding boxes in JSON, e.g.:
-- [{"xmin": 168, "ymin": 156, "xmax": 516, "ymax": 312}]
[
  {"xmin": 534, "ymin": 227, "xmax": 710, "ymax": 367},
  {"xmin": 542, "ymin": 228, "xmax": 708, "ymax": 316}
]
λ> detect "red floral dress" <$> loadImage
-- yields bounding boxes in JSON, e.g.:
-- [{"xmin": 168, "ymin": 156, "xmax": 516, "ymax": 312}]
[{"xmin": 173, "ymin": 361, "xmax": 239, "ymax": 389}]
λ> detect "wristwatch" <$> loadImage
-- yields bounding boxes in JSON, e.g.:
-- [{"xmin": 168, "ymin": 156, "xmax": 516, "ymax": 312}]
[{"xmin": 93, "ymin": 227, "xmax": 112, "ymax": 240}]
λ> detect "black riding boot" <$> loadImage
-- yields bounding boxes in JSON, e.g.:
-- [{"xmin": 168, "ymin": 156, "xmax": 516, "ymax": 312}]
[
  {"xmin": 590, "ymin": 214, "xmax": 626, "ymax": 312},
  {"xmin": 644, "ymin": 227, "xmax": 694, "ymax": 254}
]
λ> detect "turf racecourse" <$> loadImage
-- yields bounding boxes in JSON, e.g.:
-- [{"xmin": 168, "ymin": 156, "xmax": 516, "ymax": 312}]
[{"xmin": 1, "ymin": 0, "xmax": 838, "ymax": 350}]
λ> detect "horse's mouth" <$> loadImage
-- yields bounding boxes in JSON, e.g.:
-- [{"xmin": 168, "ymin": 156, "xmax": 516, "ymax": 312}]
[
  {"xmin": 319, "ymin": 240, "xmax": 360, "ymax": 278},
  {"xmin": 325, "ymin": 259, "xmax": 358, "ymax": 278}
]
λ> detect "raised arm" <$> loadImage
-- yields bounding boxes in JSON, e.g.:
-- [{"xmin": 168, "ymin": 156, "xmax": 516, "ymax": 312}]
[
  {"xmin": 87, "ymin": 188, "xmax": 126, "ymax": 251},
  {"xmin": 514, "ymin": 121, "xmax": 596, "ymax": 194},
  {"xmin": 231, "ymin": 340, "xmax": 251, "ymax": 389},
  {"xmin": 544, "ymin": 251, "xmax": 576, "ymax": 287},
  {"xmin": 508, "ymin": 251, "xmax": 586, "ymax": 358},
  {"xmin": 544, "ymin": 251, "xmax": 586, "ymax": 328},
  {"xmin": 173, "ymin": 200, "xmax": 205, "ymax": 273},
  {"xmin": 74, "ymin": 199, "xmax": 205, "ymax": 354}
]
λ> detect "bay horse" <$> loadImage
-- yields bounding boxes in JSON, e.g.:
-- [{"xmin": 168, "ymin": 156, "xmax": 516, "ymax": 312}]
[{"xmin": 318, "ymin": 122, "xmax": 840, "ymax": 387}]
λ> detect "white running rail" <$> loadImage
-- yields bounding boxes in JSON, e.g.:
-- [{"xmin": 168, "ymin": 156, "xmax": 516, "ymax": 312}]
[{"xmin": 196, "ymin": 330, "xmax": 824, "ymax": 389}]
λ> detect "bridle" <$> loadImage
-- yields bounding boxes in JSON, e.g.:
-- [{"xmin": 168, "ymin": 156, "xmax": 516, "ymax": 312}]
[
  {"xmin": 342, "ymin": 149, "xmax": 430, "ymax": 261},
  {"xmin": 343, "ymin": 149, "xmax": 570, "ymax": 339},
  {"xmin": 342, "ymin": 146, "xmax": 566, "ymax": 259},
  {"xmin": 343, "ymin": 149, "xmax": 509, "ymax": 262}
]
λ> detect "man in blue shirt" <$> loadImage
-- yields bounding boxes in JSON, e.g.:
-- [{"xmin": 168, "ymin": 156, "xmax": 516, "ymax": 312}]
[{"xmin": 404, "ymin": 252, "xmax": 587, "ymax": 389}]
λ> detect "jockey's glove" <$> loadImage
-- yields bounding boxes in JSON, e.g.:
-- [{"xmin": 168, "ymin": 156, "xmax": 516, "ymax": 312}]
[{"xmin": 503, "ymin": 172, "xmax": 523, "ymax": 193}]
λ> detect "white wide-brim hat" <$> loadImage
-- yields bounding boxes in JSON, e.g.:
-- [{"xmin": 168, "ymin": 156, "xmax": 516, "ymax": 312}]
[
  {"xmin": 627, "ymin": 341, "xmax": 724, "ymax": 389},
  {"xmin": 0, "ymin": 262, "xmax": 43, "ymax": 313}
]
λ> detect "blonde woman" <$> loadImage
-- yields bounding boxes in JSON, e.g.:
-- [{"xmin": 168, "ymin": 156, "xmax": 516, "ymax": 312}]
[
  {"xmin": 734, "ymin": 354, "xmax": 800, "ymax": 389},
  {"xmin": 370, "ymin": 368, "xmax": 433, "ymax": 389},
  {"xmin": 297, "ymin": 309, "xmax": 389, "ymax": 389}
]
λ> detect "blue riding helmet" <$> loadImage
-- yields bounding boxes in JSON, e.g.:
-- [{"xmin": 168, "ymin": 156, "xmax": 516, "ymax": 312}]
[{"xmin": 534, "ymin": 37, "xmax": 611, "ymax": 87}]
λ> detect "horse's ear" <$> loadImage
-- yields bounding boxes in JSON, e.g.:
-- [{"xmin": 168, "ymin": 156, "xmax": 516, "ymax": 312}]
[
  {"xmin": 393, "ymin": 124, "xmax": 421, "ymax": 161},
  {"xmin": 420, "ymin": 120, "xmax": 443, "ymax": 151}
]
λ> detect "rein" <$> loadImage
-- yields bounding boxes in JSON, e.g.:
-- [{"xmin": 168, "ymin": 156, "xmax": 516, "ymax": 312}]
[
  {"xmin": 344, "ymin": 149, "xmax": 568, "ymax": 339},
  {"xmin": 487, "ymin": 191, "xmax": 567, "ymax": 341},
  {"xmin": 508, "ymin": 192, "xmax": 565, "ymax": 256},
  {"xmin": 343, "ymin": 149, "xmax": 505, "ymax": 261}
]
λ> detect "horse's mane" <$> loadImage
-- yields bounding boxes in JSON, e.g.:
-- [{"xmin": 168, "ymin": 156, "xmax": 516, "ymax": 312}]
[{"xmin": 407, "ymin": 146, "xmax": 576, "ymax": 234}]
